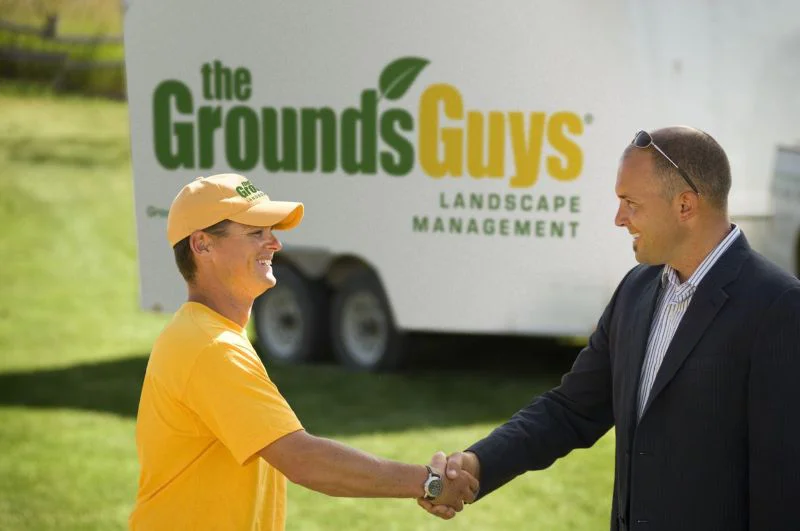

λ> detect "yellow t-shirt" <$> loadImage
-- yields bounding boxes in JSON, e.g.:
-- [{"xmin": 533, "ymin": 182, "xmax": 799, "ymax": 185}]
[{"xmin": 130, "ymin": 302, "xmax": 303, "ymax": 531}]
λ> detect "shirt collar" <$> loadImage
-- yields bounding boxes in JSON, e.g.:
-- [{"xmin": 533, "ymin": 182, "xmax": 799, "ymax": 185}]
[{"xmin": 660, "ymin": 224, "xmax": 742, "ymax": 294}]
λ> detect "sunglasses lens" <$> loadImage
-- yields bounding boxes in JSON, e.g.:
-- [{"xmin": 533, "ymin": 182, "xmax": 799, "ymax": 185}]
[{"xmin": 633, "ymin": 131, "xmax": 651, "ymax": 148}]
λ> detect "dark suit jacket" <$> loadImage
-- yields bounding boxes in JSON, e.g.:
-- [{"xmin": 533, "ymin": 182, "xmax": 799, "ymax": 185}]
[{"xmin": 468, "ymin": 234, "xmax": 800, "ymax": 531}]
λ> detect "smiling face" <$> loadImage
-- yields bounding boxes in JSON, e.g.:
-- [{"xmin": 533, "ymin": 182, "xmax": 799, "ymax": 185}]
[
  {"xmin": 200, "ymin": 221, "xmax": 283, "ymax": 299},
  {"xmin": 614, "ymin": 149, "xmax": 688, "ymax": 266}
]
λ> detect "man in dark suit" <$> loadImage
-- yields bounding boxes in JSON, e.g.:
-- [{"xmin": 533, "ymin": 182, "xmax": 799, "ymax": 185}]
[{"xmin": 419, "ymin": 126, "xmax": 800, "ymax": 530}]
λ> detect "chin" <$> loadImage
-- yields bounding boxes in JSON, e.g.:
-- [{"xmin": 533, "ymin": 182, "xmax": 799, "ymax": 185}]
[
  {"xmin": 633, "ymin": 248, "xmax": 649, "ymax": 265},
  {"xmin": 634, "ymin": 252, "xmax": 661, "ymax": 266},
  {"xmin": 633, "ymin": 242, "xmax": 652, "ymax": 264},
  {"xmin": 251, "ymin": 277, "xmax": 276, "ymax": 298}
]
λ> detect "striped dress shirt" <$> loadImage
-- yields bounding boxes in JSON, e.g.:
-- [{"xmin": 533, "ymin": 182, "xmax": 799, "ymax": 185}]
[{"xmin": 636, "ymin": 225, "xmax": 742, "ymax": 420}]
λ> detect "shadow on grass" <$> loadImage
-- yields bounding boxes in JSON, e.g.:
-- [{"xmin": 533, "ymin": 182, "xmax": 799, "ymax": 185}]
[
  {"xmin": 1, "ymin": 135, "xmax": 129, "ymax": 168},
  {"xmin": 0, "ymin": 336, "xmax": 580, "ymax": 437}
]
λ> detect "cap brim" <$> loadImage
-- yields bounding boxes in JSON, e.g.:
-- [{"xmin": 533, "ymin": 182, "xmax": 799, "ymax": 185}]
[{"xmin": 229, "ymin": 200, "xmax": 304, "ymax": 231}]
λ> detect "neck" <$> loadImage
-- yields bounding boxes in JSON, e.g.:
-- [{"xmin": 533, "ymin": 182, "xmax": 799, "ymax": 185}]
[
  {"xmin": 187, "ymin": 281, "xmax": 253, "ymax": 328},
  {"xmin": 668, "ymin": 217, "xmax": 732, "ymax": 283}
]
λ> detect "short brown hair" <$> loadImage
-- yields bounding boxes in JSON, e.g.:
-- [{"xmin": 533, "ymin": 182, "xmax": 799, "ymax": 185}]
[
  {"xmin": 173, "ymin": 219, "xmax": 233, "ymax": 283},
  {"xmin": 650, "ymin": 127, "xmax": 732, "ymax": 211}
]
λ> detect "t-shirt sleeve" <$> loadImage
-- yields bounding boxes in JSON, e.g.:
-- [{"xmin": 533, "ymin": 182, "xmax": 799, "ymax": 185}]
[{"xmin": 184, "ymin": 342, "xmax": 303, "ymax": 465}]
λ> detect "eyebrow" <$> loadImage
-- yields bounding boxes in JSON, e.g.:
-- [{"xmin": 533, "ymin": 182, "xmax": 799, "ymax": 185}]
[{"xmin": 225, "ymin": 227, "xmax": 259, "ymax": 236}]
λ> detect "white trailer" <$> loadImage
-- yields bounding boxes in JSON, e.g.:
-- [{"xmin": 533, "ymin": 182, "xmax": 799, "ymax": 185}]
[
  {"xmin": 768, "ymin": 146, "xmax": 800, "ymax": 279},
  {"xmin": 123, "ymin": 0, "xmax": 800, "ymax": 370}
]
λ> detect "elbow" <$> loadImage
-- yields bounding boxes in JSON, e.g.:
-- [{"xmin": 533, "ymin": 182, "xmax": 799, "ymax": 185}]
[
  {"xmin": 284, "ymin": 467, "xmax": 339, "ymax": 496},
  {"xmin": 259, "ymin": 429, "xmax": 317, "ymax": 488},
  {"xmin": 281, "ymin": 462, "xmax": 312, "ymax": 487},
  {"xmin": 280, "ymin": 454, "xmax": 324, "ymax": 490}
]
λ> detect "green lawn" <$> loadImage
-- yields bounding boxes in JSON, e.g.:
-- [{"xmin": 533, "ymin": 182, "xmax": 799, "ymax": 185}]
[
  {"xmin": 1, "ymin": 0, "xmax": 125, "ymax": 98},
  {"xmin": 1, "ymin": 0, "xmax": 122, "ymax": 37},
  {"xmin": 0, "ymin": 90, "xmax": 614, "ymax": 530}
]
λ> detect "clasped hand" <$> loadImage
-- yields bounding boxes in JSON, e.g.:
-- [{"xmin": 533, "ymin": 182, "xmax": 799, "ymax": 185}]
[{"xmin": 417, "ymin": 451, "xmax": 478, "ymax": 520}]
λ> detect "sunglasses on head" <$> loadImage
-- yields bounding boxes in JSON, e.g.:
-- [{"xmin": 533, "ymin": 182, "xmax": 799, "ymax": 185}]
[{"xmin": 631, "ymin": 130, "xmax": 700, "ymax": 195}]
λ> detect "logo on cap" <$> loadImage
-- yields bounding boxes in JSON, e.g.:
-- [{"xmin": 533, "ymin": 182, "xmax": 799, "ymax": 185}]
[{"xmin": 235, "ymin": 180, "xmax": 266, "ymax": 202}]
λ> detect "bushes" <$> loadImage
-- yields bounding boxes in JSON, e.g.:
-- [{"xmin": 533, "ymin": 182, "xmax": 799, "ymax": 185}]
[{"xmin": 0, "ymin": 9, "xmax": 126, "ymax": 99}]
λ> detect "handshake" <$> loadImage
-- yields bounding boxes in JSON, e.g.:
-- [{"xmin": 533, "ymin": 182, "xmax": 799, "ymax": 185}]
[{"xmin": 417, "ymin": 450, "xmax": 481, "ymax": 520}]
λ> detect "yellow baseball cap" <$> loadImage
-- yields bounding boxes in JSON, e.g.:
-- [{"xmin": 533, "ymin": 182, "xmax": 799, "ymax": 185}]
[{"xmin": 166, "ymin": 173, "xmax": 304, "ymax": 246}]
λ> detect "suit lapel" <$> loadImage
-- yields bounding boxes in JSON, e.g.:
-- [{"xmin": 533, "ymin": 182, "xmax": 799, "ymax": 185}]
[
  {"xmin": 622, "ymin": 272, "xmax": 662, "ymax": 444},
  {"xmin": 638, "ymin": 235, "xmax": 752, "ymax": 419}
]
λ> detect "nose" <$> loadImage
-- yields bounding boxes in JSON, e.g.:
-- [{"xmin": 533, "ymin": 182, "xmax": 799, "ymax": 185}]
[
  {"xmin": 265, "ymin": 230, "xmax": 282, "ymax": 252},
  {"xmin": 614, "ymin": 202, "xmax": 627, "ymax": 228}
]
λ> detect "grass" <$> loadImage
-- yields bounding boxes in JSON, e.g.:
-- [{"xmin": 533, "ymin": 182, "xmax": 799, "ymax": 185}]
[
  {"xmin": 0, "ymin": 0, "xmax": 125, "ymax": 97},
  {"xmin": 0, "ymin": 88, "xmax": 615, "ymax": 530},
  {"xmin": 0, "ymin": 0, "xmax": 124, "ymax": 63},
  {"xmin": 0, "ymin": 0, "xmax": 123, "ymax": 35}
]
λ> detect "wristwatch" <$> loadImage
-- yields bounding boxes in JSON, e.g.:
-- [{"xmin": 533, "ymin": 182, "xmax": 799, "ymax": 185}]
[{"xmin": 422, "ymin": 466, "xmax": 443, "ymax": 500}]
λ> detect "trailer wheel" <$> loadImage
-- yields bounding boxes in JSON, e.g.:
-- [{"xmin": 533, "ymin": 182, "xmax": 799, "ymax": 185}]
[
  {"xmin": 253, "ymin": 263, "xmax": 328, "ymax": 365},
  {"xmin": 330, "ymin": 268, "xmax": 405, "ymax": 371}
]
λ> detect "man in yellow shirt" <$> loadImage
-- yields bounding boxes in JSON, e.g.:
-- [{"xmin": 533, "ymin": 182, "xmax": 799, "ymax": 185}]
[{"xmin": 130, "ymin": 173, "xmax": 477, "ymax": 530}]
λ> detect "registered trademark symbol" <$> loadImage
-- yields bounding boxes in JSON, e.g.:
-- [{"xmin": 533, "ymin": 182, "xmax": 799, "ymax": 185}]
[{"xmin": 584, "ymin": 113, "xmax": 594, "ymax": 125}]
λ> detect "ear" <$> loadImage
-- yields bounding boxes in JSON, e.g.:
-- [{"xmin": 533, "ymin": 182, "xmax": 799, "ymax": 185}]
[
  {"xmin": 677, "ymin": 191, "xmax": 699, "ymax": 221},
  {"xmin": 189, "ymin": 231, "xmax": 213, "ymax": 256}
]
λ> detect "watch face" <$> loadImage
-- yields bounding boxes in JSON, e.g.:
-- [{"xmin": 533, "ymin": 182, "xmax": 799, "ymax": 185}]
[{"xmin": 429, "ymin": 478, "xmax": 443, "ymax": 498}]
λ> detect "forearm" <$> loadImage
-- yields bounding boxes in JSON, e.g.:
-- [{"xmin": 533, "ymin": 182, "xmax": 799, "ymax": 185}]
[
  {"xmin": 469, "ymin": 386, "xmax": 613, "ymax": 498},
  {"xmin": 261, "ymin": 431, "xmax": 426, "ymax": 498},
  {"xmin": 297, "ymin": 437, "xmax": 426, "ymax": 498},
  {"xmin": 467, "ymin": 301, "xmax": 617, "ymax": 498},
  {"xmin": 468, "ymin": 396, "xmax": 556, "ymax": 497}
]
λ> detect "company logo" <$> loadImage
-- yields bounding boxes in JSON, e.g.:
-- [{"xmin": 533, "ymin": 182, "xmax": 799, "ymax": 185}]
[
  {"xmin": 152, "ymin": 58, "xmax": 586, "ymax": 189},
  {"xmin": 234, "ymin": 179, "xmax": 265, "ymax": 201}
]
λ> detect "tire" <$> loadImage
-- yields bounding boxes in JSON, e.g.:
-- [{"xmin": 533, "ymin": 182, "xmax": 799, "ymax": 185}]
[
  {"xmin": 330, "ymin": 268, "xmax": 406, "ymax": 372},
  {"xmin": 253, "ymin": 263, "xmax": 329, "ymax": 365}
]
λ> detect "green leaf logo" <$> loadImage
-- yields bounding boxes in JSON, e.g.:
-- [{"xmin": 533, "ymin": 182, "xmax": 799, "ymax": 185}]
[{"xmin": 378, "ymin": 57, "xmax": 430, "ymax": 101}]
